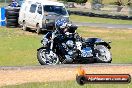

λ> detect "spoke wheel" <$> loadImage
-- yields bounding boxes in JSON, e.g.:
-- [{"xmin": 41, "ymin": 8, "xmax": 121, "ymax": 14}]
[
  {"xmin": 95, "ymin": 45, "xmax": 112, "ymax": 63},
  {"xmin": 37, "ymin": 49, "xmax": 59, "ymax": 65}
]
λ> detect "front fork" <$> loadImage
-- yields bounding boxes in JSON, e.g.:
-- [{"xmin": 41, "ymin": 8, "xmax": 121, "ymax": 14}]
[{"xmin": 49, "ymin": 32, "xmax": 56, "ymax": 55}]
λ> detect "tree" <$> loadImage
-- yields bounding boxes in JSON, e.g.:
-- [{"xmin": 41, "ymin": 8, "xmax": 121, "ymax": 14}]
[
  {"xmin": 77, "ymin": 0, "xmax": 87, "ymax": 3},
  {"xmin": 117, "ymin": 0, "xmax": 123, "ymax": 6},
  {"xmin": 127, "ymin": 0, "xmax": 132, "ymax": 6}
]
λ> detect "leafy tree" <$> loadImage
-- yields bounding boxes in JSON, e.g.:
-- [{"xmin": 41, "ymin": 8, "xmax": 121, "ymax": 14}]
[
  {"xmin": 117, "ymin": 0, "xmax": 123, "ymax": 6},
  {"xmin": 127, "ymin": 0, "xmax": 132, "ymax": 6}
]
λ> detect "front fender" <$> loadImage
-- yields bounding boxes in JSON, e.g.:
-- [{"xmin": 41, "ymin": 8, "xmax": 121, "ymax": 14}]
[
  {"xmin": 37, "ymin": 47, "xmax": 46, "ymax": 51},
  {"xmin": 85, "ymin": 38, "xmax": 111, "ymax": 49}
]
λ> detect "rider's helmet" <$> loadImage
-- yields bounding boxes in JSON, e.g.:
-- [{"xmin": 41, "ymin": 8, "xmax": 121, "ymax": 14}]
[
  {"xmin": 10, "ymin": 0, "xmax": 19, "ymax": 7},
  {"xmin": 55, "ymin": 17, "xmax": 69, "ymax": 33},
  {"xmin": 55, "ymin": 17, "xmax": 78, "ymax": 34},
  {"xmin": 55, "ymin": 17, "xmax": 69, "ymax": 34}
]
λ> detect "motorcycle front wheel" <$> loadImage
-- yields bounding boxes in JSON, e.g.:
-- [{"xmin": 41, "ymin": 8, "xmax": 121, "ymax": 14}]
[
  {"xmin": 37, "ymin": 48, "xmax": 60, "ymax": 65},
  {"xmin": 95, "ymin": 45, "xmax": 112, "ymax": 63}
]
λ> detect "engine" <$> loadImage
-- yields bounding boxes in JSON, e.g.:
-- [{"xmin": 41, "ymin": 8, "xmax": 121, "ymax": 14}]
[
  {"xmin": 62, "ymin": 40, "xmax": 93, "ymax": 63},
  {"xmin": 61, "ymin": 40, "xmax": 76, "ymax": 63},
  {"xmin": 76, "ymin": 41, "xmax": 93, "ymax": 58},
  {"xmin": 81, "ymin": 47, "xmax": 93, "ymax": 58}
]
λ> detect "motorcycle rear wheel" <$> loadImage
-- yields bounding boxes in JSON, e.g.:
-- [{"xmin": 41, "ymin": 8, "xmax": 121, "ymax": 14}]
[
  {"xmin": 95, "ymin": 45, "xmax": 112, "ymax": 63},
  {"xmin": 37, "ymin": 48, "xmax": 60, "ymax": 65}
]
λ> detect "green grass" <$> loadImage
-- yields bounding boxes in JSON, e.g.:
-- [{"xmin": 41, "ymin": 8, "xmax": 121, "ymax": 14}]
[
  {"xmin": 88, "ymin": 0, "xmax": 128, "ymax": 4},
  {"xmin": 1, "ymin": 81, "xmax": 132, "ymax": 88},
  {"xmin": 101, "ymin": 0, "xmax": 128, "ymax": 4},
  {"xmin": 78, "ymin": 27, "xmax": 132, "ymax": 63},
  {"xmin": 0, "ymin": 2, "xmax": 9, "ymax": 7},
  {"xmin": 70, "ymin": 15, "xmax": 132, "ymax": 24},
  {"xmin": 0, "ymin": 26, "xmax": 132, "ymax": 66},
  {"xmin": 0, "ymin": 27, "xmax": 41, "ymax": 66}
]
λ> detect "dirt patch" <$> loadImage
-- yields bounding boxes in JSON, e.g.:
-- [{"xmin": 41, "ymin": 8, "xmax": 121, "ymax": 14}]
[{"xmin": 0, "ymin": 65, "xmax": 132, "ymax": 87}]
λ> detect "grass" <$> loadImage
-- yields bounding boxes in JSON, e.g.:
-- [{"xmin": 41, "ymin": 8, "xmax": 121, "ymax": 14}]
[
  {"xmin": 102, "ymin": 0, "xmax": 130, "ymax": 5},
  {"xmin": 0, "ymin": 26, "xmax": 132, "ymax": 66},
  {"xmin": 70, "ymin": 15, "xmax": 132, "ymax": 24},
  {"xmin": 0, "ymin": 2, "xmax": 9, "ymax": 7},
  {"xmin": 78, "ymin": 27, "xmax": 132, "ymax": 63},
  {"xmin": 1, "ymin": 81, "xmax": 132, "ymax": 88},
  {"xmin": 88, "ymin": 0, "xmax": 128, "ymax": 4},
  {"xmin": 0, "ymin": 27, "xmax": 41, "ymax": 66}
]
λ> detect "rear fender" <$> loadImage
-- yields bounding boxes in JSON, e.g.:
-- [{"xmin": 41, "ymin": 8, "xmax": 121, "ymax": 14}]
[
  {"xmin": 85, "ymin": 38, "xmax": 111, "ymax": 49},
  {"xmin": 96, "ymin": 42, "xmax": 111, "ymax": 49}
]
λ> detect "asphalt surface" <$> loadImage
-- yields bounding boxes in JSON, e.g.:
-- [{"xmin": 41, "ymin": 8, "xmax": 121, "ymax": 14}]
[
  {"xmin": 0, "ymin": 64, "xmax": 132, "ymax": 70},
  {"xmin": 0, "ymin": 64, "xmax": 131, "ymax": 87},
  {"xmin": 74, "ymin": 22, "xmax": 132, "ymax": 29}
]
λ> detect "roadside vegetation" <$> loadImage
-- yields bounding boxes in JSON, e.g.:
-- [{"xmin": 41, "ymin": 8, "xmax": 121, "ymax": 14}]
[
  {"xmin": 0, "ymin": 27, "xmax": 40, "ymax": 66},
  {"xmin": 70, "ymin": 15, "xmax": 132, "ymax": 24},
  {"xmin": 0, "ymin": 2, "xmax": 8, "ymax": 7},
  {"xmin": 78, "ymin": 27, "xmax": 132, "ymax": 63},
  {"xmin": 1, "ymin": 81, "xmax": 132, "ymax": 88},
  {"xmin": 0, "ymin": 26, "xmax": 132, "ymax": 66},
  {"xmin": 91, "ymin": 0, "xmax": 130, "ymax": 5}
]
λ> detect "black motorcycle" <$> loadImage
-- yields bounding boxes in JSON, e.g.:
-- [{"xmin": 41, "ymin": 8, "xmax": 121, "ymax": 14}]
[{"xmin": 37, "ymin": 17, "xmax": 112, "ymax": 65}]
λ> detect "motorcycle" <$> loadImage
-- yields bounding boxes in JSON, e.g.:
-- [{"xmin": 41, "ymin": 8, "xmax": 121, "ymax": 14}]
[{"xmin": 37, "ymin": 17, "xmax": 112, "ymax": 65}]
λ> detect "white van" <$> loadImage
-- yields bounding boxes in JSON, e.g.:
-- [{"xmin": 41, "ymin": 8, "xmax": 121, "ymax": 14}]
[{"xmin": 18, "ymin": 0, "xmax": 69, "ymax": 34}]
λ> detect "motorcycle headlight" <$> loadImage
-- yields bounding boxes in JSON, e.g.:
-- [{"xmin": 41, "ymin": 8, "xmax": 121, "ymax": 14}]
[{"xmin": 66, "ymin": 40, "xmax": 74, "ymax": 47}]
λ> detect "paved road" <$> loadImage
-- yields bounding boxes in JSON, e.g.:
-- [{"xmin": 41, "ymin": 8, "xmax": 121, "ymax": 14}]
[
  {"xmin": 0, "ymin": 64, "xmax": 132, "ymax": 70},
  {"xmin": 74, "ymin": 22, "xmax": 132, "ymax": 29},
  {"xmin": 0, "ymin": 64, "xmax": 132, "ymax": 87}
]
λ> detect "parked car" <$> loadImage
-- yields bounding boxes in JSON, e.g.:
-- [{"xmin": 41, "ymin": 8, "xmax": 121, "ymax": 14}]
[{"xmin": 18, "ymin": 0, "xmax": 69, "ymax": 34}]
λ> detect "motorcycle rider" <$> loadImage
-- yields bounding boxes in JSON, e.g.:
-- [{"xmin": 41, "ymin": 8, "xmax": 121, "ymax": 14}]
[
  {"xmin": 42, "ymin": 17, "xmax": 81, "ymax": 46},
  {"xmin": 9, "ymin": 0, "xmax": 19, "ymax": 7},
  {"xmin": 38, "ymin": 17, "xmax": 112, "ymax": 65},
  {"xmin": 55, "ymin": 17, "xmax": 82, "ymax": 41},
  {"xmin": 55, "ymin": 17, "xmax": 79, "ymax": 34},
  {"xmin": 53, "ymin": 17, "xmax": 83, "ymax": 41},
  {"xmin": 55, "ymin": 17, "xmax": 69, "ymax": 34}
]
